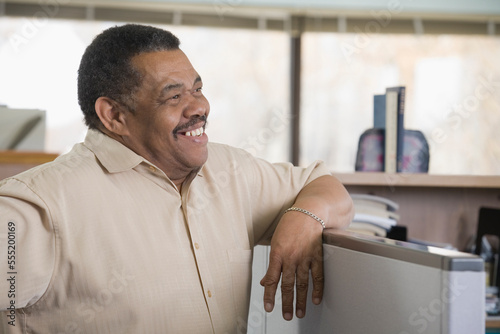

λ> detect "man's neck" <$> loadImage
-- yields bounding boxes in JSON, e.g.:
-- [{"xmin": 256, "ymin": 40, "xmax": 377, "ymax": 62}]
[{"xmin": 97, "ymin": 127, "xmax": 199, "ymax": 193}]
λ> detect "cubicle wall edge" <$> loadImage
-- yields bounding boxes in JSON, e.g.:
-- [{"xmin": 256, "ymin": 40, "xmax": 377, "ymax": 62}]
[{"xmin": 250, "ymin": 229, "xmax": 485, "ymax": 334}]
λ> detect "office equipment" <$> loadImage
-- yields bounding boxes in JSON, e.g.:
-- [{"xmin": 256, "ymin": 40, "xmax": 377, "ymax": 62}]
[
  {"xmin": 249, "ymin": 230, "xmax": 485, "ymax": 334},
  {"xmin": 0, "ymin": 106, "xmax": 46, "ymax": 151},
  {"xmin": 474, "ymin": 207, "xmax": 500, "ymax": 291}
]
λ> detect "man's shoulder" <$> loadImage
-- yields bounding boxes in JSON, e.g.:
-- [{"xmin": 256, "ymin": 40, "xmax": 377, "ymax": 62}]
[{"xmin": 1, "ymin": 142, "xmax": 97, "ymax": 190}]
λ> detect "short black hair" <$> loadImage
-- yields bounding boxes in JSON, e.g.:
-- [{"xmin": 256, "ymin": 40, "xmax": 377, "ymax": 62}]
[{"xmin": 77, "ymin": 24, "xmax": 180, "ymax": 130}]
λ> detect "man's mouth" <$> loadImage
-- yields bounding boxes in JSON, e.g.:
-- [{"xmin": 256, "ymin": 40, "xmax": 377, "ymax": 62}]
[
  {"xmin": 174, "ymin": 116, "xmax": 207, "ymax": 139},
  {"xmin": 181, "ymin": 125, "xmax": 205, "ymax": 137}
]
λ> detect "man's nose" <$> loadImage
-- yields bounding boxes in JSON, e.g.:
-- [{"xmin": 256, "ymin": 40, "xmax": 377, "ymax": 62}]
[{"xmin": 183, "ymin": 94, "xmax": 209, "ymax": 119}]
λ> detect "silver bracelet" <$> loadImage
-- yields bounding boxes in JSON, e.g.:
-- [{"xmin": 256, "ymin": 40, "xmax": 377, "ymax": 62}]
[{"xmin": 284, "ymin": 207, "xmax": 326, "ymax": 229}]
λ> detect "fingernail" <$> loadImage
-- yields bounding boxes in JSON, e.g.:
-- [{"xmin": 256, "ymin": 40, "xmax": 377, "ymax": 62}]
[
  {"xmin": 313, "ymin": 297, "xmax": 321, "ymax": 305},
  {"xmin": 265, "ymin": 303, "xmax": 273, "ymax": 312},
  {"xmin": 296, "ymin": 309, "xmax": 304, "ymax": 318},
  {"xmin": 284, "ymin": 312, "xmax": 292, "ymax": 321}
]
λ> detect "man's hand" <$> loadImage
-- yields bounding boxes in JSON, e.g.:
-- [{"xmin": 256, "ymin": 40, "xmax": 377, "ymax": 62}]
[
  {"xmin": 259, "ymin": 210, "xmax": 324, "ymax": 321},
  {"xmin": 259, "ymin": 175, "xmax": 354, "ymax": 321}
]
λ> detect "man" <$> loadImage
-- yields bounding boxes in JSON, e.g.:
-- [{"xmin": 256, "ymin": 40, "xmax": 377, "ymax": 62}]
[{"xmin": 0, "ymin": 24, "xmax": 353, "ymax": 333}]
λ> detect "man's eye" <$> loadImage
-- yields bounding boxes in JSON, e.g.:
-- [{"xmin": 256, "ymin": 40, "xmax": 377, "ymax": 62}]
[
  {"xmin": 195, "ymin": 87, "xmax": 203, "ymax": 93},
  {"xmin": 171, "ymin": 94, "xmax": 180, "ymax": 99}
]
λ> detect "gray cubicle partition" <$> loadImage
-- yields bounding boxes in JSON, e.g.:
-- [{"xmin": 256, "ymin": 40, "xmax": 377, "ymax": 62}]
[{"xmin": 249, "ymin": 230, "xmax": 485, "ymax": 334}]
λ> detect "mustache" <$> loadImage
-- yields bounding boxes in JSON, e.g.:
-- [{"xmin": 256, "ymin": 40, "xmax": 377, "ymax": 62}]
[{"xmin": 173, "ymin": 115, "xmax": 207, "ymax": 134}]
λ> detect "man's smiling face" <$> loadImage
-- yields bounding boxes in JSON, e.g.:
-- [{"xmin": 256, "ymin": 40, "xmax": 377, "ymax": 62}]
[{"xmin": 121, "ymin": 49, "xmax": 210, "ymax": 181}]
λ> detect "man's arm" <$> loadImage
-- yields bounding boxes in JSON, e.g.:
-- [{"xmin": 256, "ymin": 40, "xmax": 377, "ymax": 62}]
[
  {"xmin": 260, "ymin": 174, "xmax": 354, "ymax": 321},
  {"xmin": 0, "ymin": 179, "xmax": 54, "ymax": 311}
]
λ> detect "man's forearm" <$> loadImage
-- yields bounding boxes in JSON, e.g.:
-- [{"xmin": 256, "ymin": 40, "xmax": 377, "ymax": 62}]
[{"xmin": 290, "ymin": 174, "xmax": 354, "ymax": 230}]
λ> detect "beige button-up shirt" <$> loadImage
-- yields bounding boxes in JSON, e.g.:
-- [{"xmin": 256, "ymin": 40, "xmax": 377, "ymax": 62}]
[{"xmin": 0, "ymin": 129, "xmax": 329, "ymax": 333}]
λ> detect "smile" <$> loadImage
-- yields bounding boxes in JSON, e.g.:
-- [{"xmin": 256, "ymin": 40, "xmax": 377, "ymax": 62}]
[{"xmin": 183, "ymin": 126, "xmax": 205, "ymax": 137}]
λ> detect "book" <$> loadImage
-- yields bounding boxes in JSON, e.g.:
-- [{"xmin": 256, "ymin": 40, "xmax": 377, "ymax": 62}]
[
  {"xmin": 352, "ymin": 198, "xmax": 399, "ymax": 213},
  {"xmin": 352, "ymin": 213, "xmax": 397, "ymax": 230},
  {"xmin": 349, "ymin": 193, "xmax": 407, "ymax": 241},
  {"xmin": 384, "ymin": 86, "xmax": 406, "ymax": 173},
  {"xmin": 350, "ymin": 193, "xmax": 399, "ymax": 212},
  {"xmin": 373, "ymin": 94, "xmax": 386, "ymax": 129},
  {"xmin": 394, "ymin": 86, "xmax": 406, "ymax": 173},
  {"xmin": 354, "ymin": 205, "xmax": 400, "ymax": 220},
  {"xmin": 384, "ymin": 90, "xmax": 398, "ymax": 173}
]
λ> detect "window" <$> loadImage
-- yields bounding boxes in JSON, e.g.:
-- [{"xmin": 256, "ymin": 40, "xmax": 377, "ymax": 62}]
[
  {"xmin": 1, "ymin": 16, "xmax": 499, "ymax": 175},
  {"xmin": 0, "ymin": 18, "xmax": 290, "ymax": 162},
  {"xmin": 301, "ymin": 32, "xmax": 500, "ymax": 175}
]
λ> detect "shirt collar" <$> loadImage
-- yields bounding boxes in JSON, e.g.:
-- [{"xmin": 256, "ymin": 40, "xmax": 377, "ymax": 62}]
[{"xmin": 83, "ymin": 129, "xmax": 145, "ymax": 173}]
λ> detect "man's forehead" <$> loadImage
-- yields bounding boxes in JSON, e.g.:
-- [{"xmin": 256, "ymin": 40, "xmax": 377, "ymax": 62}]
[
  {"xmin": 131, "ymin": 49, "xmax": 195, "ymax": 74},
  {"xmin": 130, "ymin": 49, "xmax": 201, "ymax": 94}
]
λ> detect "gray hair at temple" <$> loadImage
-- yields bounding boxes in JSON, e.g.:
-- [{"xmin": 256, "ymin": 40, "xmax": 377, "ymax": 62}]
[{"xmin": 77, "ymin": 24, "xmax": 180, "ymax": 130}]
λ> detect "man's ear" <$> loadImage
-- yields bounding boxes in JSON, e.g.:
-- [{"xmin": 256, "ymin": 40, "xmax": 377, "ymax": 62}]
[{"xmin": 95, "ymin": 97, "xmax": 129, "ymax": 136}]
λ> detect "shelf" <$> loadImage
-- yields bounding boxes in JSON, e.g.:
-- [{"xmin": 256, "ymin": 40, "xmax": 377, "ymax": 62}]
[
  {"xmin": 335, "ymin": 172, "xmax": 500, "ymax": 251},
  {"xmin": 335, "ymin": 172, "xmax": 500, "ymax": 189},
  {"xmin": 0, "ymin": 151, "xmax": 59, "ymax": 180},
  {"xmin": 487, "ymin": 316, "xmax": 500, "ymax": 329},
  {"xmin": 0, "ymin": 151, "xmax": 58, "ymax": 165}
]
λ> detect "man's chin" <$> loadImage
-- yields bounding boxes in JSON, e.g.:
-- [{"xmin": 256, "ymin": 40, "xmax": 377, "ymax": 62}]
[{"xmin": 189, "ymin": 150, "xmax": 209, "ymax": 170}]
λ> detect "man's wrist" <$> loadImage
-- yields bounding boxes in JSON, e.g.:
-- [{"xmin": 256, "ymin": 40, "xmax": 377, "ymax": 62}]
[{"xmin": 284, "ymin": 207, "xmax": 326, "ymax": 229}]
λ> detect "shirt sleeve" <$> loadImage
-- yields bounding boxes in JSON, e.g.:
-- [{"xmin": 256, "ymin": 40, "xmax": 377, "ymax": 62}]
[
  {"xmin": 237, "ymin": 151, "xmax": 331, "ymax": 245},
  {"xmin": 0, "ymin": 177, "xmax": 55, "ymax": 310}
]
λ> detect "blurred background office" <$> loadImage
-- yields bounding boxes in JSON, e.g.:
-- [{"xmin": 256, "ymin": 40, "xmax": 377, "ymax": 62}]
[{"xmin": 0, "ymin": 0, "xmax": 499, "ymax": 175}]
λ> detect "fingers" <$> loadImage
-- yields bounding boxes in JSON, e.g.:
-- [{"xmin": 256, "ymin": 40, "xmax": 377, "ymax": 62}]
[
  {"xmin": 261, "ymin": 244, "xmax": 324, "ymax": 321},
  {"xmin": 310, "ymin": 255, "xmax": 324, "ymax": 305},
  {"xmin": 294, "ymin": 261, "xmax": 310, "ymax": 319},
  {"xmin": 261, "ymin": 257, "xmax": 324, "ymax": 321},
  {"xmin": 260, "ymin": 254, "xmax": 282, "ymax": 314},
  {"xmin": 280, "ymin": 265, "xmax": 296, "ymax": 320},
  {"xmin": 261, "ymin": 253, "xmax": 301, "ymax": 321},
  {"xmin": 262, "ymin": 261, "xmax": 314, "ymax": 321}
]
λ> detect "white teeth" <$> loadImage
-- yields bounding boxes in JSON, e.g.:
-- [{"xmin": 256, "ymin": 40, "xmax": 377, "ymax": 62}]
[{"xmin": 184, "ymin": 127, "xmax": 204, "ymax": 137}]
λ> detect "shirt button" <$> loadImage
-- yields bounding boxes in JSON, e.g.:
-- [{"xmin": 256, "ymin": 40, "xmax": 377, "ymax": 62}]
[
  {"xmin": 194, "ymin": 243, "xmax": 200, "ymax": 250},
  {"xmin": 207, "ymin": 290, "xmax": 212, "ymax": 298},
  {"xmin": 149, "ymin": 166, "xmax": 156, "ymax": 172}
]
